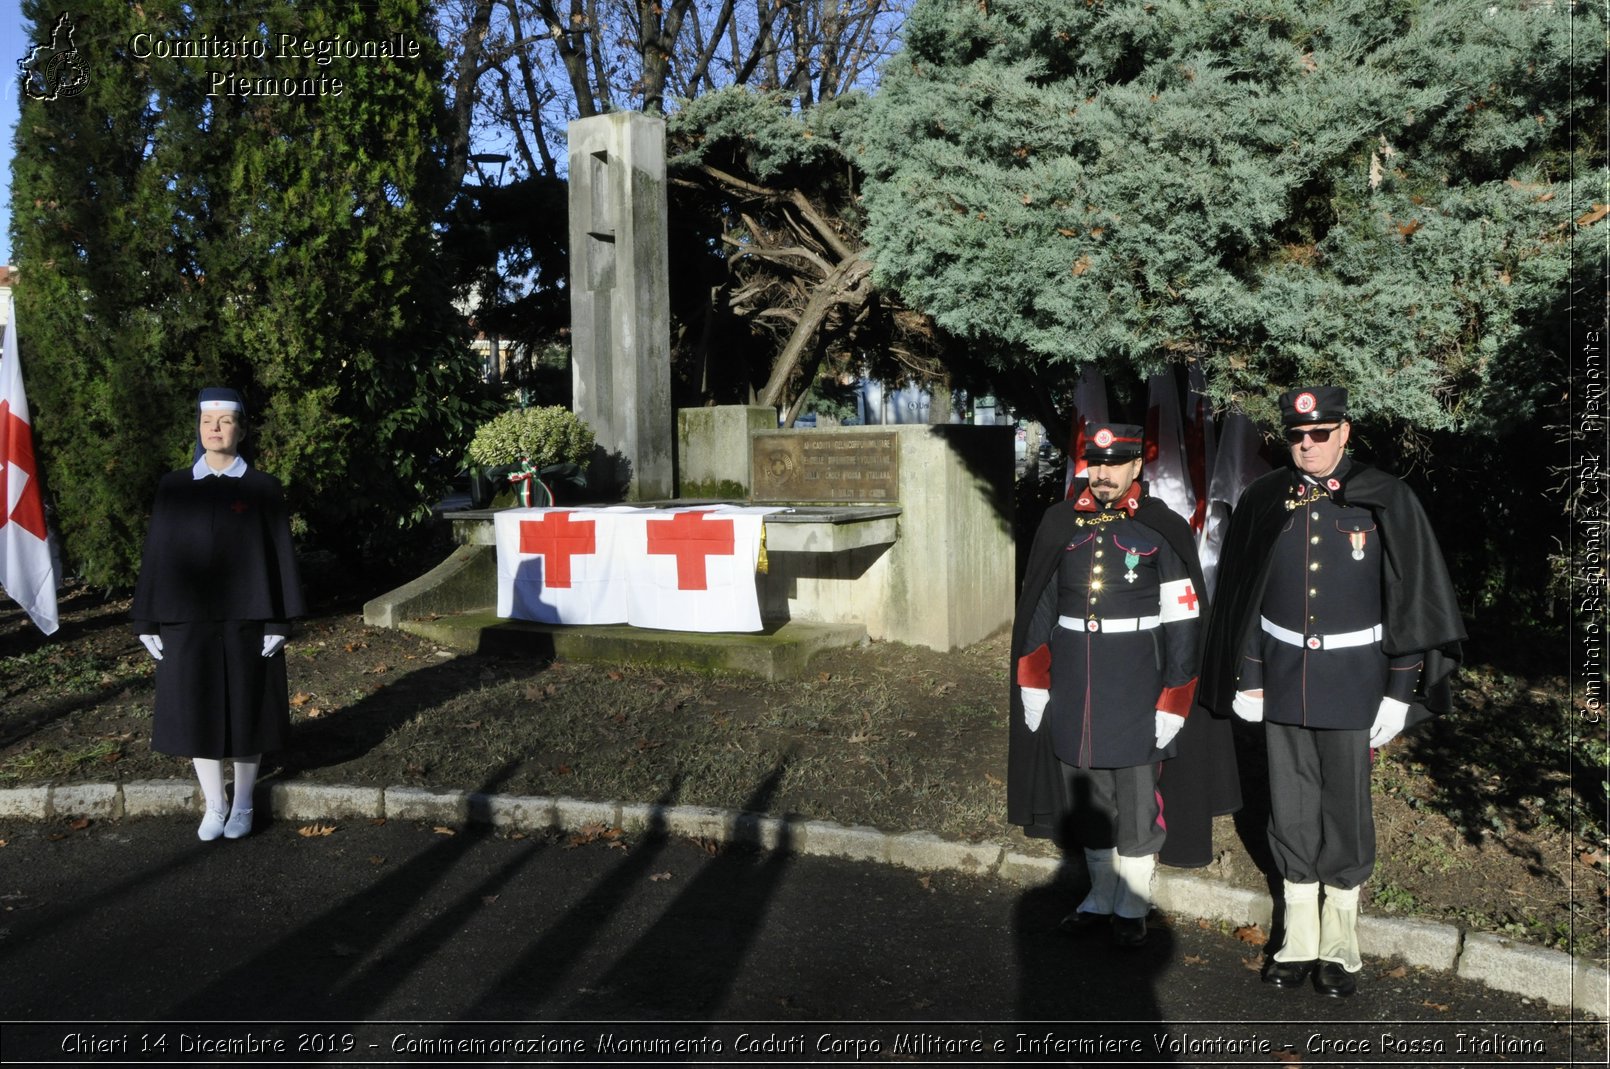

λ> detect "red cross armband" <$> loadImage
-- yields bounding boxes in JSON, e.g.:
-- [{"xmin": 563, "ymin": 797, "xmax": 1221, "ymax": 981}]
[
  {"xmin": 1016, "ymin": 643, "xmax": 1051, "ymax": 691},
  {"xmin": 1158, "ymin": 578, "xmax": 1200, "ymax": 622},
  {"xmin": 1156, "ymin": 678, "xmax": 1197, "ymax": 718}
]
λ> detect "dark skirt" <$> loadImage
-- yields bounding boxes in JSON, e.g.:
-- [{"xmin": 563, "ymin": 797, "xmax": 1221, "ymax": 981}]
[{"xmin": 151, "ymin": 620, "xmax": 290, "ymax": 759}]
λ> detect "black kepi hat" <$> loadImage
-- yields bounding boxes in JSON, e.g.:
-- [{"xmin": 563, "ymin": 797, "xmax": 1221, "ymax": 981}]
[
  {"xmin": 1083, "ymin": 422, "xmax": 1145, "ymax": 464},
  {"xmin": 1278, "ymin": 386, "xmax": 1348, "ymax": 427}
]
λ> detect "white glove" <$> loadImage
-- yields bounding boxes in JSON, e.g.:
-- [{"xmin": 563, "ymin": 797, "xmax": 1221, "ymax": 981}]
[
  {"xmin": 1232, "ymin": 690, "xmax": 1264, "ymax": 722},
  {"xmin": 1021, "ymin": 687, "xmax": 1050, "ymax": 732},
  {"xmin": 139, "ymin": 634, "xmax": 163, "ymax": 661},
  {"xmin": 1369, "ymin": 697, "xmax": 1410, "ymax": 748},
  {"xmin": 262, "ymin": 633, "xmax": 287, "ymax": 658},
  {"xmin": 1154, "ymin": 710, "xmax": 1185, "ymax": 749}
]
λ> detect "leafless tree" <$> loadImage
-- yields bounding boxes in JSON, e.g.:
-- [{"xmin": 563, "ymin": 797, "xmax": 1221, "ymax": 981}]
[{"xmin": 437, "ymin": 0, "xmax": 921, "ymax": 416}]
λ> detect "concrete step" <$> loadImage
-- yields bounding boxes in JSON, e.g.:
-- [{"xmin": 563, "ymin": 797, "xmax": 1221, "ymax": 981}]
[{"xmin": 395, "ymin": 610, "xmax": 868, "ymax": 681}]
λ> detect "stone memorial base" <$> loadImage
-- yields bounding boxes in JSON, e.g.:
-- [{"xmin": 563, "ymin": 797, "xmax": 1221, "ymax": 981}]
[{"xmin": 389, "ymin": 611, "xmax": 867, "ymax": 682}]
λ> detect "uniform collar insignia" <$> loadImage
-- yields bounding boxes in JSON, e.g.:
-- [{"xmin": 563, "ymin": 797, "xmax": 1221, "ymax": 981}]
[{"xmin": 1073, "ymin": 484, "xmax": 1143, "ymax": 516}]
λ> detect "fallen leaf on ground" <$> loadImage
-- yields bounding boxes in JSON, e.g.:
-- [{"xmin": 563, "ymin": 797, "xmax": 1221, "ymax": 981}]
[
  {"xmin": 918, "ymin": 875, "xmax": 933, "ymax": 891},
  {"xmin": 68, "ymin": 818, "xmax": 90, "ymax": 831},
  {"xmin": 1422, "ymin": 998, "xmax": 1450, "ymax": 1012},
  {"xmin": 368, "ymin": 818, "xmax": 387, "ymax": 827},
  {"xmin": 290, "ymin": 692, "xmax": 314, "ymax": 706},
  {"xmin": 1241, "ymin": 955, "xmax": 1263, "ymax": 972},
  {"xmin": 649, "ymin": 872, "xmax": 672, "ymax": 882},
  {"xmin": 556, "ymin": 763, "xmax": 573, "ymax": 775},
  {"xmin": 368, "ymin": 856, "xmax": 386, "ymax": 866},
  {"xmin": 298, "ymin": 822, "xmax": 336, "ymax": 837},
  {"xmin": 1384, "ymin": 964, "xmax": 1408, "ymax": 978},
  {"xmin": 433, "ymin": 826, "xmax": 456, "ymax": 836},
  {"xmin": 1233, "ymin": 923, "xmax": 1267, "ymax": 945},
  {"xmin": 607, "ymin": 670, "xmax": 623, "ymax": 681},
  {"xmin": 305, "ymin": 707, "xmax": 324, "ymax": 719},
  {"xmin": 984, "ymin": 772, "xmax": 1004, "ymax": 787},
  {"xmin": 344, "ymin": 641, "xmax": 367, "ymax": 653},
  {"xmin": 1183, "ymin": 954, "xmax": 1207, "ymax": 965}
]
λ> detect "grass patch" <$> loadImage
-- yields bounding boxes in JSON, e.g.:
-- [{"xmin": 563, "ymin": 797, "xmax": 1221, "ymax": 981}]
[{"xmin": 0, "ymin": 739, "xmax": 125, "ymax": 783}]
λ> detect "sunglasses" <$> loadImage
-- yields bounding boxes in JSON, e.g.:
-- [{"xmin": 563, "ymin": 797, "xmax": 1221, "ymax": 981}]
[{"xmin": 1285, "ymin": 426, "xmax": 1340, "ymax": 444}]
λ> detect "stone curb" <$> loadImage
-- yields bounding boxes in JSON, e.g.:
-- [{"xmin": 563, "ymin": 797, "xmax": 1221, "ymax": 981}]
[{"xmin": 2, "ymin": 780, "xmax": 1603, "ymax": 1015}]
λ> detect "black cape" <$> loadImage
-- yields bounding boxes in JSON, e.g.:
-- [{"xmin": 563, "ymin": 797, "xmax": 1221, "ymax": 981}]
[
  {"xmin": 132, "ymin": 467, "xmax": 306, "ymax": 758},
  {"xmin": 132, "ymin": 468, "xmax": 305, "ymax": 628},
  {"xmin": 1008, "ymin": 484, "xmax": 1241, "ymax": 866},
  {"xmin": 1199, "ymin": 462, "xmax": 1465, "ymax": 726}
]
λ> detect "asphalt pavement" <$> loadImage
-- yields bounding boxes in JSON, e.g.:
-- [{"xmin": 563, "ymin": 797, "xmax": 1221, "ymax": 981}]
[{"xmin": 0, "ymin": 812, "xmax": 1601, "ymax": 1067}]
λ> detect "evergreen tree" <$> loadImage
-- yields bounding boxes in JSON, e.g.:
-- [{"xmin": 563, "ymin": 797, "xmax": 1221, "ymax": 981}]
[
  {"xmin": 12, "ymin": 0, "xmax": 492, "ymax": 588},
  {"xmin": 852, "ymin": 0, "xmax": 1604, "ymax": 434}
]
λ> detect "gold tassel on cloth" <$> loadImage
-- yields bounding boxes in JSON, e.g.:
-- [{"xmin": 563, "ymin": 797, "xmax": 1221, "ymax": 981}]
[{"xmin": 757, "ymin": 524, "xmax": 769, "ymax": 574}]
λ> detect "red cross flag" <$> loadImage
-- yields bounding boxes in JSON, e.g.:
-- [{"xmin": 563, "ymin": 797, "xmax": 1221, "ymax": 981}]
[
  {"xmin": 493, "ymin": 506, "xmax": 644, "ymax": 624},
  {"xmin": 623, "ymin": 506, "xmax": 781, "ymax": 632},
  {"xmin": 1, "ymin": 297, "xmax": 59, "ymax": 635}
]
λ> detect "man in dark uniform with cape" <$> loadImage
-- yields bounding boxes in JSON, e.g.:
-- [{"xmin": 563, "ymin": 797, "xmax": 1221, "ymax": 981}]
[
  {"xmin": 1008, "ymin": 423, "xmax": 1228, "ymax": 945},
  {"xmin": 1199, "ymin": 386, "xmax": 1464, "ymax": 997}
]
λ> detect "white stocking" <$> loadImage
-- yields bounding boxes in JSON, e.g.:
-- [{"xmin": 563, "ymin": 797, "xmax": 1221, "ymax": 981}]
[
  {"xmin": 193, "ymin": 758, "xmax": 227, "ymax": 815},
  {"xmin": 231, "ymin": 755, "xmax": 261, "ymax": 815}
]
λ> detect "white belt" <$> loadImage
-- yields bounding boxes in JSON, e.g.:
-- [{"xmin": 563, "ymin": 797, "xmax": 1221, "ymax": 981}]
[
  {"xmin": 1059, "ymin": 615, "xmax": 1161, "ymax": 634},
  {"xmin": 1261, "ymin": 617, "xmax": 1382, "ymax": 651}
]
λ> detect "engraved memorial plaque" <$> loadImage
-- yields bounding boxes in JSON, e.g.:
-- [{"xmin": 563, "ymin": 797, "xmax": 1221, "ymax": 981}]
[{"xmin": 750, "ymin": 431, "xmax": 900, "ymax": 503}]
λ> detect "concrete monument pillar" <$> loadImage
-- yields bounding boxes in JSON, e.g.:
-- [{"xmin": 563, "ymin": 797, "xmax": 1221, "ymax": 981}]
[{"xmin": 567, "ymin": 112, "xmax": 673, "ymax": 500}]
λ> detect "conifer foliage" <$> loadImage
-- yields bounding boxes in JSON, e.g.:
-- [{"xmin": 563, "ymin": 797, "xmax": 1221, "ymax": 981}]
[
  {"xmin": 11, "ymin": 0, "xmax": 490, "ymax": 587},
  {"xmin": 853, "ymin": 0, "xmax": 1603, "ymax": 431}
]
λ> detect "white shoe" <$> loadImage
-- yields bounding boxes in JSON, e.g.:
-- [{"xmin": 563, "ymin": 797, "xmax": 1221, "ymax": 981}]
[
  {"xmin": 198, "ymin": 809, "xmax": 228, "ymax": 842},
  {"xmin": 223, "ymin": 808, "xmax": 254, "ymax": 840}
]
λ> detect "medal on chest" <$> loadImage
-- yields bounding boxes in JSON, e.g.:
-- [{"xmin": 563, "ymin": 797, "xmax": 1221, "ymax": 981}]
[
  {"xmin": 1349, "ymin": 529, "xmax": 1367, "ymax": 561},
  {"xmin": 1124, "ymin": 551, "xmax": 1139, "ymax": 583}
]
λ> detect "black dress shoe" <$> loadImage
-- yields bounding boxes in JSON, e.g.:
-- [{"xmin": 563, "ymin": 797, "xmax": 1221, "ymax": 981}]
[
  {"xmin": 1314, "ymin": 960, "xmax": 1358, "ymax": 998},
  {"xmin": 1261, "ymin": 957, "xmax": 1316, "ymax": 988},
  {"xmin": 1111, "ymin": 915, "xmax": 1148, "ymax": 947},
  {"xmin": 1058, "ymin": 910, "xmax": 1110, "ymax": 935}
]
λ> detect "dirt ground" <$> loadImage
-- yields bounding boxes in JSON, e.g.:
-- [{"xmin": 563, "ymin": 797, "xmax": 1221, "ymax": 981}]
[{"xmin": 2, "ymin": 582, "xmax": 1605, "ymax": 967}]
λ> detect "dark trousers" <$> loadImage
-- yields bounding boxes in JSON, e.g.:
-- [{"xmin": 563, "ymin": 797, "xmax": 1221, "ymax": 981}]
[
  {"xmin": 1264, "ymin": 721, "xmax": 1374, "ymax": 889},
  {"xmin": 1059, "ymin": 762, "xmax": 1166, "ymax": 857}
]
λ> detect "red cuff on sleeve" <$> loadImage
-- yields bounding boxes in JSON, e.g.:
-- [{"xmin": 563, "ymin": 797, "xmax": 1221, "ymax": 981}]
[
  {"xmin": 1017, "ymin": 643, "xmax": 1051, "ymax": 690},
  {"xmin": 1156, "ymin": 678, "xmax": 1197, "ymax": 717}
]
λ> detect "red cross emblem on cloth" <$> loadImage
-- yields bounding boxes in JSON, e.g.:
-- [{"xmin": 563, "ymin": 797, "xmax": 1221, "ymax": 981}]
[
  {"xmin": 646, "ymin": 511, "xmax": 735, "ymax": 591},
  {"xmin": 1175, "ymin": 582, "xmax": 1198, "ymax": 612},
  {"xmin": 0, "ymin": 400, "xmax": 47, "ymax": 539},
  {"xmin": 518, "ymin": 511, "xmax": 597, "ymax": 589}
]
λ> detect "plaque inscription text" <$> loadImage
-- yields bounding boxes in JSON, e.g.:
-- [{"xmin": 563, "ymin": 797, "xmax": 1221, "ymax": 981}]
[{"xmin": 751, "ymin": 432, "xmax": 900, "ymax": 503}]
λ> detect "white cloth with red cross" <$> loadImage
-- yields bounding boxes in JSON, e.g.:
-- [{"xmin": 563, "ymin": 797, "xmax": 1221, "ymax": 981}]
[{"xmin": 493, "ymin": 505, "xmax": 783, "ymax": 632}]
